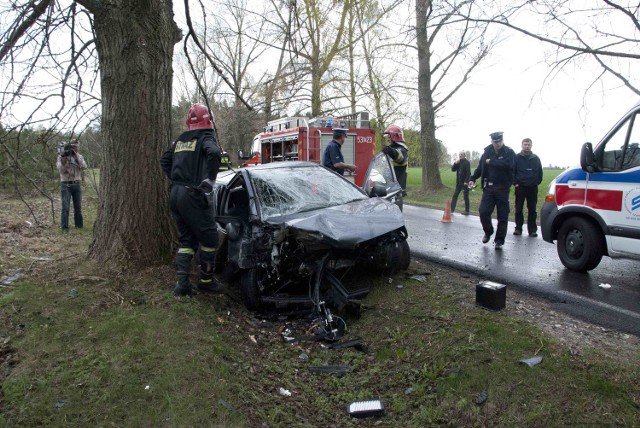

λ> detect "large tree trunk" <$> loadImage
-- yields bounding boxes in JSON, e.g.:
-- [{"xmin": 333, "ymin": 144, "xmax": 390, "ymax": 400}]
[
  {"xmin": 88, "ymin": 1, "xmax": 181, "ymax": 265},
  {"xmin": 416, "ymin": 0, "xmax": 443, "ymax": 192}
]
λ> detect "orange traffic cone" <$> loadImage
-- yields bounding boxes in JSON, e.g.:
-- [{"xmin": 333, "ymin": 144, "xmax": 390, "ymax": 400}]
[{"xmin": 441, "ymin": 199, "xmax": 453, "ymax": 223}]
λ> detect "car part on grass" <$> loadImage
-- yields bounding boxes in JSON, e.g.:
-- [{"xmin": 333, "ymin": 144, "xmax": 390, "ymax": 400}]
[
  {"xmin": 474, "ymin": 390, "xmax": 489, "ymax": 405},
  {"xmin": 329, "ymin": 337, "xmax": 369, "ymax": 353},
  {"xmin": 519, "ymin": 355, "xmax": 543, "ymax": 368},
  {"xmin": 347, "ymin": 399, "xmax": 385, "ymax": 418},
  {"xmin": 307, "ymin": 365, "xmax": 351, "ymax": 377}
]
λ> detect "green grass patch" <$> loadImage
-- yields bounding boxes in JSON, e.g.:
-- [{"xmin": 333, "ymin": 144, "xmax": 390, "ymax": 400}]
[{"xmin": 1, "ymin": 190, "xmax": 639, "ymax": 426}]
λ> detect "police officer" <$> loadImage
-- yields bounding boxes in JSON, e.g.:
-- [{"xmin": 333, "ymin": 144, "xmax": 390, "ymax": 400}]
[
  {"xmin": 468, "ymin": 132, "xmax": 516, "ymax": 249},
  {"xmin": 382, "ymin": 124, "xmax": 409, "ymax": 194},
  {"xmin": 322, "ymin": 128, "xmax": 357, "ymax": 176},
  {"xmin": 160, "ymin": 104, "xmax": 223, "ymax": 296},
  {"xmin": 513, "ymin": 138, "xmax": 543, "ymax": 237}
]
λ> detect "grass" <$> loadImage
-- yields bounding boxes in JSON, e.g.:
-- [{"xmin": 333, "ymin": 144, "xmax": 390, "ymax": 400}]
[
  {"xmin": 1, "ymin": 177, "xmax": 639, "ymax": 426},
  {"xmin": 404, "ymin": 167, "xmax": 563, "ymax": 219}
]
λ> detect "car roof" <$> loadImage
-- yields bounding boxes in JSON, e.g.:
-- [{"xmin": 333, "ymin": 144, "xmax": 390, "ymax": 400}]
[
  {"xmin": 215, "ymin": 161, "xmax": 323, "ymax": 186},
  {"xmin": 245, "ymin": 161, "xmax": 318, "ymax": 171}
]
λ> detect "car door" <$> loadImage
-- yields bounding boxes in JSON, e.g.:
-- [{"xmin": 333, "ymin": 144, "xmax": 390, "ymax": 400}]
[
  {"xmin": 591, "ymin": 107, "xmax": 640, "ymax": 255},
  {"xmin": 362, "ymin": 152, "xmax": 404, "ymax": 210}
]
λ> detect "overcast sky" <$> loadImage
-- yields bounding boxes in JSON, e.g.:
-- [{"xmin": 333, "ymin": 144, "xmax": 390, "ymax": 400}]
[{"xmin": 435, "ymin": 31, "xmax": 639, "ymax": 168}]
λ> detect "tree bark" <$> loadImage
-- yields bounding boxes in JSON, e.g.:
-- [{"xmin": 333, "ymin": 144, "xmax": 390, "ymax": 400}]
[
  {"xmin": 88, "ymin": 1, "xmax": 181, "ymax": 265},
  {"xmin": 416, "ymin": 0, "xmax": 443, "ymax": 192}
]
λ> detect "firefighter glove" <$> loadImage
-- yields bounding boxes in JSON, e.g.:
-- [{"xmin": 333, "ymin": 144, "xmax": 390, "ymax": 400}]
[{"xmin": 198, "ymin": 178, "xmax": 215, "ymax": 193}]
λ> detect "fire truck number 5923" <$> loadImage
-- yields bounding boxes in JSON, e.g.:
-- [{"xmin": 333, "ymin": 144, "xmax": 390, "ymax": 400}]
[{"xmin": 356, "ymin": 136, "xmax": 373, "ymax": 144}]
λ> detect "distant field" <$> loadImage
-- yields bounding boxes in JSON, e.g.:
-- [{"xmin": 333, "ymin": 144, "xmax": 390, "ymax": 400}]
[{"xmin": 405, "ymin": 167, "xmax": 564, "ymax": 219}]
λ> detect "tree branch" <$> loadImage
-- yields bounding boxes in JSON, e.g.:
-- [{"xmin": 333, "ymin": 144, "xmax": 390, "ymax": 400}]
[{"xmin": 0, "ymin": 0, "xmax": 54, "ymax": 62}]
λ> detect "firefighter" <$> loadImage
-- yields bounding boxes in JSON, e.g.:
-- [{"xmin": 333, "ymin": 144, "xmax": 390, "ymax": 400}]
[
  {"xmin": 160, "ymin": 103, "xmax": 223, "ymax": 296},
  {"xmin": 382, "ymin": 124, "xmax": 409, "ymax": 193}
]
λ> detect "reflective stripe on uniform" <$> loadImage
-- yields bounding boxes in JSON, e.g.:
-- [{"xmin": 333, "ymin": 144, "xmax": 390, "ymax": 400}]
[
  {"xmin": 201, "ymin": 245, "xmax": 216, "ymax": 252},
  {"xmin": 178, "ymin": 248, "xmax": 196, "ymax": 255}
]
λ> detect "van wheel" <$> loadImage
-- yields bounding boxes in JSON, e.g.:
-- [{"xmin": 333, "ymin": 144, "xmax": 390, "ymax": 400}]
[
  {"xmin": 557, "ymin": 217, "xmax": 604, "ymax": 272},
  {"xmin": 240, "ymin": 268, "xmax": 261, "ymax": 310}
]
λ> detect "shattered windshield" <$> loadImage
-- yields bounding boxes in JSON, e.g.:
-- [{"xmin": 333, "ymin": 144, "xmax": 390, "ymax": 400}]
[{"xmin": 250, "ymin": 165, "xmax": 369, "ymax": 219}]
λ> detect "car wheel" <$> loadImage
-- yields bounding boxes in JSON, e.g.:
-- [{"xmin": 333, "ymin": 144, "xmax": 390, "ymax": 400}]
[
  {"xmin": 240, "ymin": 268, "xmax": 261, "ymax": 310},
  {"xmin": 399, "ymin": 239, "xmax": 410, "ymax": 271},
  {"xmin": 383, "ymin": 242, "xmax": 403, "ymax": 275},
  {"xmin": 557, "ymin": 217, "xmax": 604, "ymax": 272}
]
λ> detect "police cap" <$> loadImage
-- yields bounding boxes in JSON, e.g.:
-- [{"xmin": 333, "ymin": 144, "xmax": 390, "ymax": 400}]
[{"xmin": 490, "ymin": 132, "xmax": 503, "ymax": 142}]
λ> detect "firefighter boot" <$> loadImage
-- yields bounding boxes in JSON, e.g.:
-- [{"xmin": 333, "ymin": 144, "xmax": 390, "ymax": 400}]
[
  {"xmin": 197, "ymin": 248, "xmax": 224, "ymax": 294},
  {"xmin": 173, "ymin": 252, "xmax": 195, "ymax": 296}
]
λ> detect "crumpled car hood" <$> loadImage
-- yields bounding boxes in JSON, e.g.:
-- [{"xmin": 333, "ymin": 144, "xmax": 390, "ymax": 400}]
[{"xmin": 266, "ymin": 197, "xmax": 404, "ymax": 248}]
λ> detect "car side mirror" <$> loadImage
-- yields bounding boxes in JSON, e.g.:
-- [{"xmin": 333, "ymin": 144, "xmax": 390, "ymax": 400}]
[
  {"xmin": 369, "ymin": 184, "xmax": 387, "ymax": 197},
  {"xmin": 238, "ymin": 150, "xmax": 250, "ymax": 160},
  {"xmin": 580, "ymin": 142, "xmax": 597, "ymax": 173}
]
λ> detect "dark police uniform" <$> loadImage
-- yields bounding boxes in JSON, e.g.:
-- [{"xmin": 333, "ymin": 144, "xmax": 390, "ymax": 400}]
[
  {"xmin": 160, "ymin": 129, "xmax": 222, "ymax": 295},
  {"xmin": 469, "ymin": 139, "xmax": 515, "ymax": 246},
  {"xmin": 450, "ymin": 156, "xmax": 471, "ymax": 213},
  {"xmin": 322, "ymin": 138, "xmax": 346, "ymax": 175},
  {"xmin": 514, "ymin": 151, "xmax": 543, "ymax": 235},
  {"xmin": 382, "ymin": 141, "xmax": 409, "ymax": 193}
]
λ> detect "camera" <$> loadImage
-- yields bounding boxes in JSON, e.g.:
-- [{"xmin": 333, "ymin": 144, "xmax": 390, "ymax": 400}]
[{"xmin": 57, "ymin": 141, "xmax": 78, "ymax": 157}]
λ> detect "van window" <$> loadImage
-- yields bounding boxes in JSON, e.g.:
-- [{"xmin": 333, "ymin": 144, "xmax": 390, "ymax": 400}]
[{"xmin": 599, "ymin": 111, "xmax": 640, "ymax": 171}]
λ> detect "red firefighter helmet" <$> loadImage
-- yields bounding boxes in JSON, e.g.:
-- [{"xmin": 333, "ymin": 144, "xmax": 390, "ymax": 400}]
[
  {"xmin": 186, "ymin": 104, "xmax": 213, "ymax": 130},
  {"xmin": 383, "ymin": 124, "xmax": 404, "ymax": 142}
]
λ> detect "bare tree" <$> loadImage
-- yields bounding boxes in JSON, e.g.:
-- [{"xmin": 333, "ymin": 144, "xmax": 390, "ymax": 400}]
[
  {"xmin": 285, "ymin": 0, "xmax": 352, "ymax": 116},
  {"xmin": 481, "ymin": 0, "xmax": 640, "ymax": 96},
  {"xmin": 351, "ymin": 0, "xmax": 413, "ymax": 139},
  {"xmin": 0, "ymin": 1, "xmax": 182, "ymax": 266},
  {"xmin": 416, "ymin": 0, "xmax": 495, "ymax": 192},
  {"xmin": 338, "ymin": 0, "xmax": 405, "ymax": 121}
]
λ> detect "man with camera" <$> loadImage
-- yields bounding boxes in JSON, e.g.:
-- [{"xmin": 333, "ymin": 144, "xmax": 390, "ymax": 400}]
[{"xmin": 56, "ymin": 139, "xmax": 87, "ymax": 232}]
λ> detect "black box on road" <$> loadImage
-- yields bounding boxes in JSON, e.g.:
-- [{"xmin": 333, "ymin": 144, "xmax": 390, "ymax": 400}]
[{"xmin": 476, "ymin": 281, "xmax": 506, "ymax": 311}]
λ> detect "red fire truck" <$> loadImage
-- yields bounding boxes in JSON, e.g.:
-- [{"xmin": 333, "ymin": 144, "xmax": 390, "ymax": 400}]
[{"xmin": 241, "ymin": 112, "xmax": 375, "ymax": 187}]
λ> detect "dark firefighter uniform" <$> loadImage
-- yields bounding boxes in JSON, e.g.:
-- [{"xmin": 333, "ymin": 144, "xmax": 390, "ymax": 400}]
[
  {"xmin": 469, "ymin": 134, "xmax": 516, "ymax": 247},
  {"xmin": 382, "ymin": 142, "xmax": 409, "ymax": 193},
  {"xmin": 160, "ymin": 129, "xmax": 222, "ymax": 295}
]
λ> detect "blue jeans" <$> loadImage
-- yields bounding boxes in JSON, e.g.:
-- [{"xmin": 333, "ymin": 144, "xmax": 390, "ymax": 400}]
[{"xmin": 61, "ymin": 182, "xmax": 83, "ymax": 229}]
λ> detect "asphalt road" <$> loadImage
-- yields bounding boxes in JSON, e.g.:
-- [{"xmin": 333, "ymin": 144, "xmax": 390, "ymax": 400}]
[{"xmin": 403, "ymin": 204, "xmax": 640, "ymax": 336}]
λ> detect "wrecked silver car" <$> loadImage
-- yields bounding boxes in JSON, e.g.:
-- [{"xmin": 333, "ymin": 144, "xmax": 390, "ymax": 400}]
[{"xmin": 212, "ymin": 155, "xmax": 410, "ymax": 318}]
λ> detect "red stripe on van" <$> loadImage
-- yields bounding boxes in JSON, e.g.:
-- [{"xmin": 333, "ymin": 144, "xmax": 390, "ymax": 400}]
[
  {"xmin": 586, "ymin": 189, "xmax": 623, "ymax": 211},
  {"xmin": 556, "ymin": 185, "xmax": 585, "ymax": 206}
]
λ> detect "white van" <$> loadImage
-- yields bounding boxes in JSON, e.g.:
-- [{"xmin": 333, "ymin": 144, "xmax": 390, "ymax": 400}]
[{"xmin": 541, "ymin": 101, "xmax": 640, "ymax": 271}]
